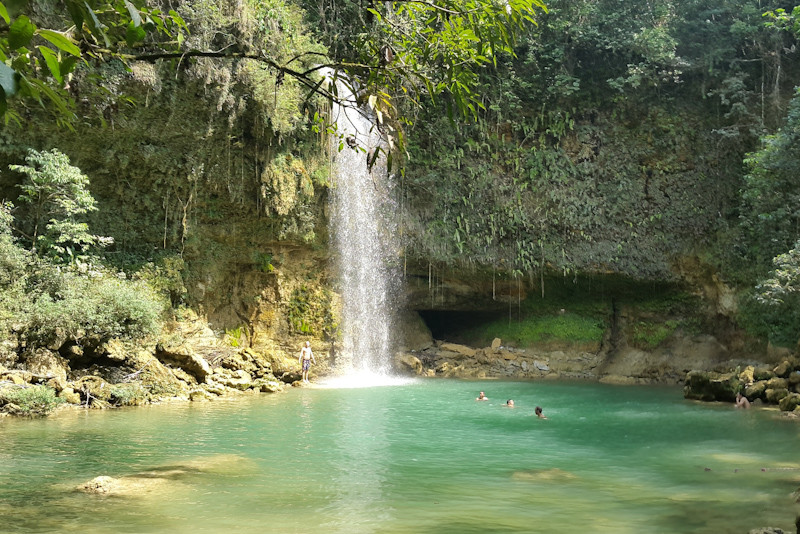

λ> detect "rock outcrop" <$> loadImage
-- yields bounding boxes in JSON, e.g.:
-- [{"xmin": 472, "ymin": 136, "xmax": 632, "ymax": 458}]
[{"xmin": 684, "ymin": 358, "xmax": 800, "ymax": 412}]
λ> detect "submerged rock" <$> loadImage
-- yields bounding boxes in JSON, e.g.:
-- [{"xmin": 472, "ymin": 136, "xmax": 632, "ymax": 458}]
[
  {"xmin": 76, "ymin": 454, "xmax": 256, "ymax": 497},
  {"xmin": 511, "ymin": 468, "xmax": 577, "ymax": 482}
]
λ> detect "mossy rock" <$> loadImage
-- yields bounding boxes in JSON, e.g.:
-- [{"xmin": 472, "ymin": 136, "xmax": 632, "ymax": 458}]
[
  {"xmin": 753, "ymin": 367, "xmax": 775, "ymax": 381},
  {"xmin": 745, "ymin": 381, "xmax": 768, "ymax": 401},
  {"xmin": 765, "ymin": 388, "xmax": 789, "ymax": 404},
  {"xmin": 684, "ymin": 370, "xmax": 739, "ymax": 402},
  {"xmin": 765, "ymin": 377, "xmax": 788, "ymax": 390},
  {"xmin": 773, "ymin": 360, "xmax": 793, "ymax": 378},
  {"xmin": 778, "ymin": 392, "xmax": 800, "ymax": 412}
]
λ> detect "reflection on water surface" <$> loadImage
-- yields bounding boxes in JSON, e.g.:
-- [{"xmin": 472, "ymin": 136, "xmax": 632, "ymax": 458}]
[{"xmin": 1, "ymin": 380, "xmax": 798, "ymax": 533}]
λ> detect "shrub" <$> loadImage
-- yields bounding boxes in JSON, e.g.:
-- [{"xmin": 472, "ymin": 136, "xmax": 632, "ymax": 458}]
[
  {"xmin": 24, "ymin": 269, "xmax": 164, "ymax": 346},
  {"xmin": 109, "ymin": 383, "xmax": 149, "ymax": 406},
  {"xmin": 0, "ymin": 385, "xmax": 63, "ymax": 416}
]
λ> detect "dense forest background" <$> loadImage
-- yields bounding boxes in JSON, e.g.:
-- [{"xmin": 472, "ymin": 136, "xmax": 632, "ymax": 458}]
[{"xmin": 1, "ymin": 0, "xmax": 800, "ymax": 361}]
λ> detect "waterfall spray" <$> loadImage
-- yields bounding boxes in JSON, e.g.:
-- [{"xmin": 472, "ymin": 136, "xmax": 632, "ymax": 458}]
[{"xmin": 327, "ymin": 74, "xmax": 401, "ymax": 384}]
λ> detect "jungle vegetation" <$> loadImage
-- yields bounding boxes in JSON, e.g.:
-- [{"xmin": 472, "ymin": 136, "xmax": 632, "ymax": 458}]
[{"xmin": 1, "ymin": 0, "xmax": 800, "ymax": 349}]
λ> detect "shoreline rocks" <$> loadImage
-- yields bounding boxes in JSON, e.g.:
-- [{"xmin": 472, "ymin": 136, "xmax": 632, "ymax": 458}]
[{"xmin": 684, "ymin": 359, "xmax": 800, "ymax": 414}]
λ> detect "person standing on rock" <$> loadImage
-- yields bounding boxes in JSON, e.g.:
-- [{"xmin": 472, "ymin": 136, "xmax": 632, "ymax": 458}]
[{"xmin": 299, "ymin": 341, "xmax": 315, "ymax": 383}]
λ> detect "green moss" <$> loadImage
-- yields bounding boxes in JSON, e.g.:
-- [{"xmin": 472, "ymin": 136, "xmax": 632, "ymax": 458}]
[
  {"xmin": 630, "ymin": 319, "xmax": 679, "ymax": 349},
  {"xmin": 471, "ymin": 313, "xmax": 605, "ymax": 346}
]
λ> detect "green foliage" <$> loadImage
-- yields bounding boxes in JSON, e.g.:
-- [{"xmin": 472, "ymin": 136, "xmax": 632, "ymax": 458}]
[
  {"xmin": 400, "ymin": 0, "xmax": 798, "ymax": 282},
  {"xmin": 108, "ymin": 382, "xmax": 148, "ymax": 406},
  {"xmin": 301, "ymin": 0, "xmax": 545, "ymax": 150},
  {"xmin": 133, "ymin": 255, "xmax": 187, "ymax": 307},
  {"xmin": 253, "ymin": 252, "xmax": 275, "ymax": 273},
  {"xmin": 755, "ymin": 239, "xmax": 800, "ymax": 306},
  {"xmin": 286, "ymin": 284, "xmax": 337, "ymax": 338},
  {"xmin": 737, "ymin": 288, "xmax": 800, "ymax": 347},
  {"xmin": 740, "ymin": 90, "xmax": 800, "ymax": 268},
  {"xmin": 0, "ymin": 0, "xmax": 186, "ymax": 125},
  {"xmin": 0, "ymin": 384, "xmax": 63, "ymax": 416},
  {"xmin": 23, "ymin": 269, "xmax": 164, "ymax": 346},
  {"xmin": 225, "ymin": 326, "xmax": 246, "ymax": 347},
  {"xmin": 470, "ymin": 313, "xmax": 605, "ymax": 347},
  {"xmin": 630, "ymin": 320, "xmax": 679, "ymax": 350},
  {"xmin": 10, "ymin": 148, "xmax": 111, "ymax": 262}
]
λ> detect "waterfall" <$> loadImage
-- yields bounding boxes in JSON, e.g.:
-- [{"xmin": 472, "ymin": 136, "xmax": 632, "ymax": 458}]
[{"xmin": 327, "ymin": 75, "xmax": 401, "ymax": 383}]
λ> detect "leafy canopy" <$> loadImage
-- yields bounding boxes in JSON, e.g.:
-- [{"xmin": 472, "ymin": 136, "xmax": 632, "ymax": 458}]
[
  {"xmin": 0, "ymin": 0, "xmax": 186, "ymax": 125},
  {"xmin": 0, "ymin": 0, "xmax": 544, "ymax": 141}
]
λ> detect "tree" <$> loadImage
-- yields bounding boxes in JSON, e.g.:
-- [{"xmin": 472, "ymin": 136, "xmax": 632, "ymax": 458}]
[
  {"xmin": 0, "ymin": 0, "xmax": 186, "ymax": 126},
  {"xmin": 0, "ymin": 0, "xmax": 544, "ymax": 146},
  {"xmin": 10, "ymin": 148, "xmax": 111, "ymax": 262}
]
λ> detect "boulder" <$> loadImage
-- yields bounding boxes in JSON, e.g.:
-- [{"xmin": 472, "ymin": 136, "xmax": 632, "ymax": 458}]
[
  {"xmin": 439, "ymin": 343, "xmax": 477, "ymax": 358},
  {"xmin": 20, "ymin": 348, "xmax": 70, "ymax": 382},
  {"xmin": 189, "ymin": 389, "xmax": 214, "ymax": 402},
  {"xmin": 215, "ymin": 348, "xmax": 272, "ymax": 377},
  {"xmin": 745, "ymin": 381, "xmax": 768, "ymax": 401},
  {"xmin": 766, "ymin": 377, "xmax": 789, "ymax": 390},
  {"xmin": 748, "ymin": 529, "xmax": 786, "ymax": 534},
  {"xmin": 684, "ymin": 370, "xmax": 739, "ymax": 402},
  {"xmin": 394, "ymin": 353, "xmax": 423, "ymax": 375},
  {"xmin": 74, "ymin": 376, "xmax": 112, "ymax": 405},
  {"xmin": 78, "ymin": 476, "xmax": 119, "ymax": 494},
  {"xmin": 773, "ymin": 360, "xmax": 792, "ymax": 378},
  {"xmin": 753, "ymin": 367, "xmax": 775, "ymax": 381},
  {"xmin": 491, "ymin": 338, "xmax": 502, "ymax": 351},
  {"xmin": 58, "ymin": 387, "xmax": 81, "ymax": 404},
  {"xmin": 0, "ymin": 371, "xmax": 30, "ymax": 385},
  {"xmin": 97, "ymin": 338, "xmax": 129, "ymax": 363},
  {"xmin": 765, "ymin": 388, "xmax": 789, "ymax": 404},
  {"xmin": 213, "ymin": 369, "xmax": 252, "ymax": 390},
  {"xmin": 155, "ymin": 345, "xmax": 211, "ymax": 382},
  {"xmin": 396, "ymin": 310, "xmax": 434, "ymax": 351},
  {"xmin": 498, "ymin": 350, "xmax": 518, "ymax": 361},
  {"xmin": 778, "ymin": 392, "xmax": 800, "ymax": 412},
  {"xmin": 253, "ymin": 378, "xmax": 284, "ymax": 393},
  {"xmin": 788, "ymin": 371, "xmax": 800, "ymax": 387}
]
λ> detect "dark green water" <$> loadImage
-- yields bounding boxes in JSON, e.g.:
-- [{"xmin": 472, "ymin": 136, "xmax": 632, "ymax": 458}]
[{"xmin": 1, "ymin": 380, "xmax": 798, "ymax": 533}]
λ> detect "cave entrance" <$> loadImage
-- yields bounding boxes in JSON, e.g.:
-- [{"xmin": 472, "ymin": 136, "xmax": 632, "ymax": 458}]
[{"xmin": 416, "ymin": 309, "xmax": 505, "ymax": 346}]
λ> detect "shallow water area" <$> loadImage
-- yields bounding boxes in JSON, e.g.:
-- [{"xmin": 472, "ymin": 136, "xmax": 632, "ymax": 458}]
[{"xmin": 1, "ymin": 380, "xmax": 798, "ymax": 533}]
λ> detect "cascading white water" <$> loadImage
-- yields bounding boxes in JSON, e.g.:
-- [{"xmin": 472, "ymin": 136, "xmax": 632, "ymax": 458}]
[{"xmin": 327, "ymin": 75, "xmax": 401, "ymax": 383}]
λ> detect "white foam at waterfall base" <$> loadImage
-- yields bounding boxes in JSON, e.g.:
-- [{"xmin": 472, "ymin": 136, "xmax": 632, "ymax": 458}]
[
  {"xmin": 317, "ymin": 372, "xmax": 418, "ymax": 389},
  {"xmin": 327, "ymin": 70, "xmax": 401, "ymax": 383}
]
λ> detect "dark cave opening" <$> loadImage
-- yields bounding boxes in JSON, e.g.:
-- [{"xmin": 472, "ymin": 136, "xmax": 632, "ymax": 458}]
[{"xmin": 416, "ymin": 309, "xmax": 504, "ymax": 346}]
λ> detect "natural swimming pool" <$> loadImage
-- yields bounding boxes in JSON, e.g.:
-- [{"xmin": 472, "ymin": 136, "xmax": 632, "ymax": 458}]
[{"xmin": 1, "ymin": 379, "xmax": 798, "ymax": 533}]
